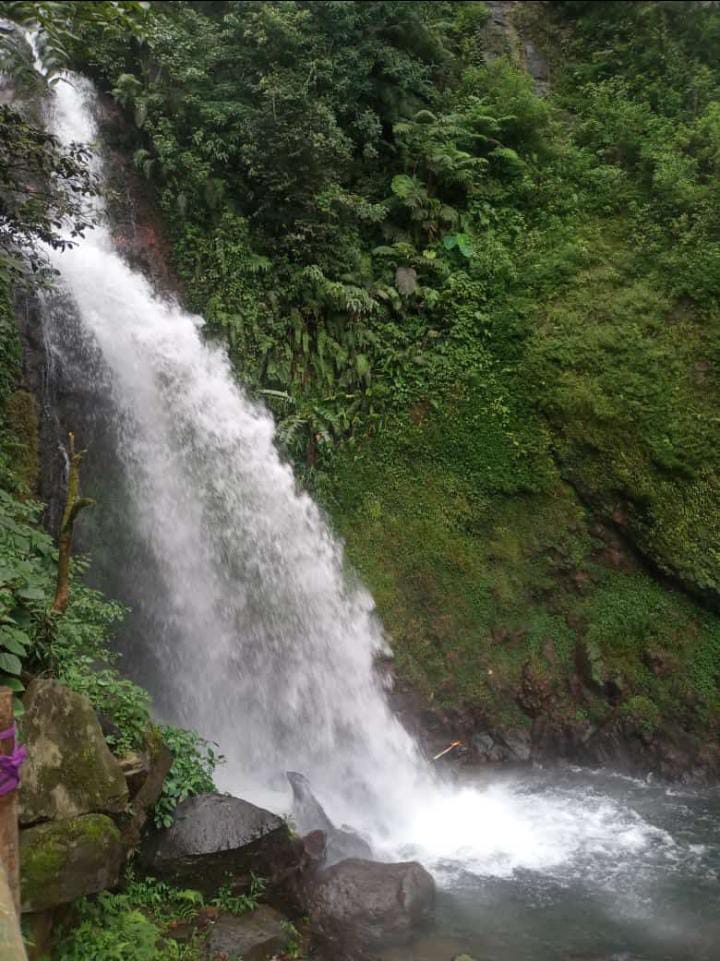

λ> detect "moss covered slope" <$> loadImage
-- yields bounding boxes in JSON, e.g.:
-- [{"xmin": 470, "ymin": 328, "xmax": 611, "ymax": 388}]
[{"xmin": 68, "ymin": 0, "xmax": 720, "ymax": 773}]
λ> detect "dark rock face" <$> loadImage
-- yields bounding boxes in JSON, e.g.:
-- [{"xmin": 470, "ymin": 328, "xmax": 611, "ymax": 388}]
[
  {"xmin": 19, "ymin": 679, "xmax": 128, "ymax": 826},
  {"xmin": 140, "ymin": 794, "xmax": 298, "ymax": 897},
  {"xmin": 307, "ymin": 858, "xmax": 435, "ymax": 953},
  {"xmin": 301, "ymin": 829, "xmax": 328, "ymax": 867},
  {"xmin": 471, "ymin": 728, "xmax": 531, "ymax": 764},
  {"xmin": 205, "ymin": 906, "xmax": 290, "ymax": 961},
  {"xmin": 287, "ymin": 772, "xmax": 373, "ymax": 865},
  {"xmin": 287, "ymin": 772, "xmax": 335, "ymax": 835},
  {"xmin": 20, "ymin": 814, "xmax": 125, "ymax": 913},
  {"xmin": 571, "ymin": 719, "xmax": 720, "ymax": 784}
]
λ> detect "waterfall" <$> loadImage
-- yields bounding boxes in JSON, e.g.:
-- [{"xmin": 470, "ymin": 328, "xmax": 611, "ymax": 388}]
[
  {"xmin": 39, "ymin": 72, "xmax": 674, "ymax": 890},
  {"xmin": 42, "ymin": 73, "xmax": 432, "ymax": 835}
]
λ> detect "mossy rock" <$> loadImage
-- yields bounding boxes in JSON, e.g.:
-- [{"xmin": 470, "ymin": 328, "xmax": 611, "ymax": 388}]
[
  {"xmin": 19, "ymin": 679, "xmax": 128, "ymax": 826},
  {"xmin": 20, "ymin": 814, "xmax": 124, "ymax": 913}
]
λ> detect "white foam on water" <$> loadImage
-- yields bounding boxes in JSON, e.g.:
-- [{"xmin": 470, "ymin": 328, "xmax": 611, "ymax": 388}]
[{"xmin": 379, "ymin": 780, "xmax": 675, "ymax": 884}]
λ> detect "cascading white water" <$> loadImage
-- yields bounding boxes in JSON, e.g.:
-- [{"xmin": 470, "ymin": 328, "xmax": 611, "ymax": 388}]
[
  {"xmin": 43, "ymin": 73, "xmax": 432, "ymax": 834},
  {"xmin": 40, "ymin": 71, "xmax": 685, "ymax": 899}
]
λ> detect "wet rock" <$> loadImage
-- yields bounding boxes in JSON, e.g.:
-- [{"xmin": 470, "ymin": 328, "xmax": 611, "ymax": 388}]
[
  {"xmin": 500, "ymin": 729, "xmax": 532, "ymax": 762},
  {"xmin": 20, "ymin": 813, "xmax": 124, "ymax": 913},
  {"xmin": 287, "ymin": 772, "xmax": 335, "ymax": 835},
  {"xmin": 141, "ymin": 793, "xmax": 298, "ymax": 897},
  {"xmin": 523, "ymin": 40, "xmax": 550, "ymax": 95},
  {"xmin": 302, "ymin": 829, "xmax": 328, "ymax": 867},
  {"xmin": 471, "ymin": 732, "xmax": 505, "ymax": 763},
  {"xmin": 118, "ymin": 751, "xmax": 148, "ymax": 793},
  {"xmin": 471, "ymin": 728, "xmax": 531, "ymax": 764},
  {"xmin": 308, "ymin": 858, "xmax": 435, "ymax": 951},
  {"xmin": 205, "ymin": 905, "xmax": 290, "ymax": 961},
  {"xmin": 287, "ymin": 772, "xmax": 373, "ymax": 864},
  {"xmin": 19, "ymin": 679, "xmax": 128, "ymax": 826}
]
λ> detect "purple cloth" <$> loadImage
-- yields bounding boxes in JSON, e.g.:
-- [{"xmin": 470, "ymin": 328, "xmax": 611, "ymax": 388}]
[{"xmin": 0, "ymin": 724, "xmax": 27, "ymax": 797}]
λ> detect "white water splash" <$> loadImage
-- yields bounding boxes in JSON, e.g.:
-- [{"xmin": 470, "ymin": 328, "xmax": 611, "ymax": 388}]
[
  {"xmin": 42, "ymin": 72, "xmax": 675, "ymax": 879},
  {"xmin": 381, "ymin": 779, "xmax": 675, "ymax": 883}
]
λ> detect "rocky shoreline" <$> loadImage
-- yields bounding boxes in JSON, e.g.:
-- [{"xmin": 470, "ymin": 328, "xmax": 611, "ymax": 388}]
[{"xmin": 18, "ymin": 677, "xmax": 436, "ymax": 961}]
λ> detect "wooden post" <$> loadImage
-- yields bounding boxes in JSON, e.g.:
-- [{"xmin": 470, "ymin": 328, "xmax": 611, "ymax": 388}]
[
  {"xmin": 0, "ymin": 690, "xmax": 19, "ymax": 917},
  {"xmin": 0, "ymin": 860, "xmax": 26, "ymax": 961}
]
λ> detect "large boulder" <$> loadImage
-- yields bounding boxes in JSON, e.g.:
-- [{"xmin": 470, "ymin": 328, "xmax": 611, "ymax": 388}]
[
  {"xmin": 141, "ymin": 794, "xmax": 299, "ymax": 897},
  {"xmin": 19, "ymin": 679, "xmax": 128, "ymax": 825},
  {"xmin": 205, "ymin": 906, "xmax": 290, "ymax": 961},
  {"xmin": 307, "ymin": 858, "xmax": 435, "ymax": 951},
  {"xmin": 20, "ymin": 813, "xmax": 125, "ymax": 913},
  {"xmin": 287, "ymin": 772, "xmax": 373, "ymax": 864}
]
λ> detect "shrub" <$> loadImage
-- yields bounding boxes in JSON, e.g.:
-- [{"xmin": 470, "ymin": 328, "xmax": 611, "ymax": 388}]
[{"xmin": 153, "ymin": 726, "xmax": 222, "ymax": 828}]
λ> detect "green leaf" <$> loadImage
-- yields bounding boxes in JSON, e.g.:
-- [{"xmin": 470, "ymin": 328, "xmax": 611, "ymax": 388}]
[
  {"xmin": 491, "ymin": 145, "xmax": 524, "ymax": 171},
  {"xmin": 0, "ymin": 634, "xmax": 27, "ymax": 656},
  {"xmin": 456, "ymin": 234, "xmax": 473, "ymax": 258},
  {"xmin": 16, "ymin": 586, "xmax": 45, "ymax": 602},
  {"xmin": 0, "ymin": 653, "xmax": 22, "ymax": 676},
  {"xmin": 391, "ymin": 174, "xmax": 416, "ymax": 199},
  {"xmin": 355, "ymin": 354, "xmax": 371, "ymax": 381}
]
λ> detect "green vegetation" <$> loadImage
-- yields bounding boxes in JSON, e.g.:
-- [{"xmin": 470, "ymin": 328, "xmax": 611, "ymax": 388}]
[
  {"xmin": 54, "ymin": 878, "xmax": 206, "ymax": 961},
  {"xmin": 51, "ymin": 873, "xmax": 270, "ymax": 961},
  {"xmin": 0, "ymin": 0, "xmax": 716, "ymax": 953},
  {"xmin": 66, "ymin": 0, "xmax": 720, "ymax": 747},
  {"xmin": 0, "ymin": 1, "xmax": 146, "ymax": 283},
  {"xmin": 153, "ymin": 726, "xmax": 222, "ymax": 829},
  {"xmin": 210, "ymin": 873, "xmax": 266, "ymax": 915}
]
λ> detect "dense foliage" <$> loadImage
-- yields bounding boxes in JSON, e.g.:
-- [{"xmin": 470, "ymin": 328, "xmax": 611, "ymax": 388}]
[
  {"xmin": 69, "ymin": 0, "xmax": 720, "ymax": 748},
  {"xmin": 0, "ymin": 3, "xmax": 717, "ymax": 952},
  {"xmin": 1, "ymin": 0, "xmax": 719, "ymax": 844},
  {"xmin": 0, "ymin": 1, "xmax": 147, "ymax": 282},
  {"xmin": 152, "ymin": 726, "xmax": 221, "ymax": 829},
  {"xmin": 53, "ymin": 873, "xmax": 274, "ymax": 961}
]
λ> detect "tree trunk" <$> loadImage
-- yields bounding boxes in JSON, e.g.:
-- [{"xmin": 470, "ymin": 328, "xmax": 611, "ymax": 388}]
[{"xmin": 52, "ymin": 433, "xmax": 94, "ymax": 615}]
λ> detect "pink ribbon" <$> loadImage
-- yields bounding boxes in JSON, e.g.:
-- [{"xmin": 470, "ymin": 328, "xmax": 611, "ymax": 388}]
[{"xmin": 0, "ymin": 724, "xmax": 27, "ymax": 797}]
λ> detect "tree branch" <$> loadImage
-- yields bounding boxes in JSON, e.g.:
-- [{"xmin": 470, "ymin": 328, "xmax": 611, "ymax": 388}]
[{"xmin": 52, "ymin": 433, "xmax": 94, "ymax": 615}]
